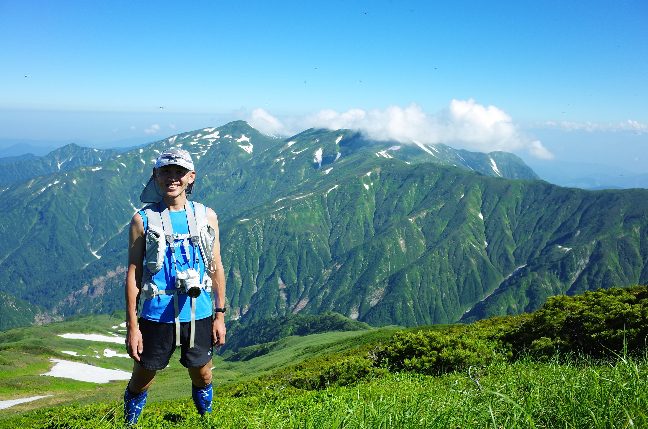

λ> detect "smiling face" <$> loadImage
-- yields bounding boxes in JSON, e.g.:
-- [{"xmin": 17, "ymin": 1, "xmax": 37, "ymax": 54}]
[{"xmin": 153, "ymin": 164, "xmax": 195, "ymax": 200}]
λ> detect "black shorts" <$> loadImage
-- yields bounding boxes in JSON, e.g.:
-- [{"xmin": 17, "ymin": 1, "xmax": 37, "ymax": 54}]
[{"xmin": 137, "ymin": 317, "xmax": 214, "ymax": 371}]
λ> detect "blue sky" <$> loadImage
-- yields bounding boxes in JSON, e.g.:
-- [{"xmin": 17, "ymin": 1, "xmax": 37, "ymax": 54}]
[{"xmin": 1, "ymin": 0, "xmax": 646, "ymax": 172}]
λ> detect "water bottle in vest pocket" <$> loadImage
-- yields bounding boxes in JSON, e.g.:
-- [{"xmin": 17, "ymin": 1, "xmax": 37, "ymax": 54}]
[{"xmin": 145, "ymin": 224, "xmax": 166, "ymax": 274}]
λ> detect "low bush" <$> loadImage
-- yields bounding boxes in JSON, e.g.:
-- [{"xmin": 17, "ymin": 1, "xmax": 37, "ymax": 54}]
[
  {"xmin": 503, "ymin": 286, "xmax": 648, "ymax": 358},
  {"xmin": 374, "ymin": 327, "xmax": 506, "ymax": 375}
]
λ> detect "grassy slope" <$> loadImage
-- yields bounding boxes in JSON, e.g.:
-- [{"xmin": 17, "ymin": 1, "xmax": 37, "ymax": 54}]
[
  {"xmin": 0, "ymin": 314, "xmax": 400, "ymax": 420},
  {"xmin": 3, "ymin": 357, "xmax": 646, "ymax": 428},
  {"xmin": 3, "ymin": 287, "xmax": 648, "ymax": 427}
]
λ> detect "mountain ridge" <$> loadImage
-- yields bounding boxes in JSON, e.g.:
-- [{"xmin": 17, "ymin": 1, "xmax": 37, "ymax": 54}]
[{"xmin": 0, "ymin": 121, "xmax": 643, "ymax": 331}]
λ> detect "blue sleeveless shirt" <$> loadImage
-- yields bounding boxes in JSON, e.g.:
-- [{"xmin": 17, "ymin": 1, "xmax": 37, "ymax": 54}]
[{"xmin": 138, "ymin": 202, "xmax": 213, "ymax": 323}]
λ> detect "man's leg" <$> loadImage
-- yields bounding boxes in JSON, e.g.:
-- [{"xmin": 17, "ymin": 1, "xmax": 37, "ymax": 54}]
[
  {"xmin": 124, "ymin": 362, "xmax": 157, "ymax": 424},
  {"xmin": 188, "ymin": 360, "xmax": 213, "ymax": 416}
]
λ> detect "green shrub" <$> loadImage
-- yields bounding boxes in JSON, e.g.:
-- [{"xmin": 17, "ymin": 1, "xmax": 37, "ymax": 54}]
[
  {"xmin": 503, "ymin": 286, "xmax": 648, "ymax": 358},
  {"xmin": 374, "ymin": 327, "xmax": 505, "ymax": 375}
]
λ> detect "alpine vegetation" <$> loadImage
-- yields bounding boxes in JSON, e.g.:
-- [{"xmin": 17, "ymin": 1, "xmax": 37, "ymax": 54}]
[{"xmin": 0, "ymin": 121, "xmax": 647, "ymax": 332}]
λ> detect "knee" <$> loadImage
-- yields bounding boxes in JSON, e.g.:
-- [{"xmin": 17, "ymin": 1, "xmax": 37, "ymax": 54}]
[
  {"xmin": 128, "ymin": 375, "xmax": 155, "ymax": 393},
  {"xmin": 189, "ymin": 365, "xmax": 212, "ymax": 387},
  {"xmin": 194, "ymin": 371, "xmax": 212, "ymax": 387},
  {"xmin": 129, "ymin": 364, "xmax": 156, "ymax": 393}
]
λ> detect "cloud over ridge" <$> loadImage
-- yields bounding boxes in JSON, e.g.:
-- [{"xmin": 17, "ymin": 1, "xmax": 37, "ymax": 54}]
[{"xmin": 248, "ymin": 100, "xmax": 554, "ymax": 159}]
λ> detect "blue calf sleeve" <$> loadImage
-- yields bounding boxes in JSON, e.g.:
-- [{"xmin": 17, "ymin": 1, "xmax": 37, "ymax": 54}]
[
  {"xmin": 192, "ymin": 382, "xmax": 213, "ymax": 415},
  {"xmin": 124, "ymin": 388, "xmax": 147, "ymax": 425}
]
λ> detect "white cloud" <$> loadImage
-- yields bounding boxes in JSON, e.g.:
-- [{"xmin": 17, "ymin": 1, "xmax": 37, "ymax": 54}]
[
  {"xmin": 248, "ymin": 100, "xmax": 554, "ymax": 159},
  {"xmin": 248, "ymin": 108, "xmax": 286, "ymax": 136},
  {"xmin": 169, "ymin": 124, "xmax": 176, "ymax": 129},
  {"xmin": 617, "ymin": 120, "xmax": 647, "ymax": 132},
  {"xmin": 144, "ymin": 124, "xmax": 160, "ymax": 134},
  {"xmin": 542, "ymin": 120, "xmax": 647, "ymax": 133}
]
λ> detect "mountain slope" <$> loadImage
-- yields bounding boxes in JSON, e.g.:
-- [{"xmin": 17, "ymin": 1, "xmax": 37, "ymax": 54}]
[
  {"xmin": 216, "ymin": 160, "xmax": 648, "ymax": 326},
  {"xmin": 0, "ymin": 122, "xmax": 282, "ymax": 327},
  {"xmin": 0, "ymin": 144, "xmax": 120, "ymax": 184},
  {"xmin": 1, "ymin": 121, "xmax": 628, "ymax": 331}
]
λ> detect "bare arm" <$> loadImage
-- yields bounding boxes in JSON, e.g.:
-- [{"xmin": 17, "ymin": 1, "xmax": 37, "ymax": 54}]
[
  {"xmin": 125, "ymin": 213, "xmax": 146, "ymax": 361},
  {"xmin": 206, "ymin": 208, "xmax": 227, "ymax": 347}
]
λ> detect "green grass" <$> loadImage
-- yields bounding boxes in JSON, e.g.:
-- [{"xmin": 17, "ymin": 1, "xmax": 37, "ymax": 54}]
[
  {"xmin": 4, "ymin": 355, "xmax": 647, "ymax": 428},
  {"xmin": 3, "ymin": 288, "xmax": 648, "ymax": 427},
  {"xmin": 0, "ymin": 318, "xmax": 400, "ymax": 418}
]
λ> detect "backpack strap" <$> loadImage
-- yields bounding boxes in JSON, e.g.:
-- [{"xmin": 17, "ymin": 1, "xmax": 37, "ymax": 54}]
[{"xmin": 191, "ymin": 202, "xmax": 217, "ymax": 316}]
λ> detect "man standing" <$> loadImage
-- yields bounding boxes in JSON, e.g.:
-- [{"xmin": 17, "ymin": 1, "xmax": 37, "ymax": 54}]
[{"xmin": 123, "ymin": 147, "xmax": 226, "ymax": 425}]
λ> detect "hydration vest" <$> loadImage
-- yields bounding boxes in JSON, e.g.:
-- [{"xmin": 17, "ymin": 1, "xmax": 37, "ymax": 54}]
[{"xmin": 139, "ymin": 201, "xmax": 217, "ymax": 348}]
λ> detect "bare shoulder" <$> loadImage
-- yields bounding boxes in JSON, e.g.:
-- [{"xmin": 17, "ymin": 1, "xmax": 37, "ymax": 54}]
[
  {"xmin": 206, "ymin": 207, "xmax": 219, "ymax": 226},
  {"xmin": 130, "ymin": 211, "xmax": 145, "ymax": 237}
]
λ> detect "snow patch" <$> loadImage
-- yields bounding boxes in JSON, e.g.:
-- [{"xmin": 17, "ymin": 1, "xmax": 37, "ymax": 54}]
[
  {"xmin": 58, "ymin": 333, "xmax": 125, "ymax": 344},
  {"xmin": 239, "ymin": 219, "xmax": 249, "ymax": 222},
  {"xmin": 478, "ymin": 212, "xmax": 483, "ymax": 220},
  {"xmin": 203, "ymin": 127, "xmax": 216, "ymax": 132},
  {"xmin": 557, "ymin": 245, "xmax": 572, "ymax": 252},
  {"xmin": 388, "ymin": 145, "xmax": 401, "ymax": 151},
  {"xmin": 169, "ymin": 136, "xmax": 177, "ymax": 144},
  {"xmin": 103, "ymin": 348, "xmax": 129, "ymax": 358},
  {"xmin": 364, "ymin": 183, "xmax": 370, "ymax": 190},
  {"xmin": 293, "ymin": 193, "xmax": 313, "ymax": 200},
  {"xmin": 236, "ymin": 134, "xmax": 250, "ymax": 143},
  {"xmin": 60, "ymin": 351, "xmax": 79, "ymax": 356},
  {"xmin": 0, "ymin": 396, "xmax": 52, "ymax": 410},
  {"xmin": 334, "ymin": 152, "xmax": 341, "ymax": 162},
  {"xmin": 286, "ymin": 141, "xmax": 296, "ymax": 147},
  {"xmin": 42, "ymin": 359, "xmax": 131, "ymax": 383},
  {"xmin": 335, "ymin": 136, "xmax": 343, "ymax": 144},
  {"xmin": 490, "ymin": 157, "xmax": 502, "ymax": 177},
  {"xmin": 314, "ymin": 148, "xmax": 323, "ymax": 167},
  {"xmin": 239, "ymin": 143, "xmax": 253, "ymax": 154},
  {"xmin": 376, "ymin": 150, "xmax": 393, "ymax": 158},
  {"xmin": 326, "ymin": 185, "xmax": 338, "ymax": 195},
  {"xmin": 139, "ymin": 149, "xmax": 143, "ymax": 153},
  {"xmin": 91, "ymin": 167, "xmax": 102, "ymax": 171},
  {"xmin": 324, "ymin": 167, "xmax": 333, "ymax": 174},
  {"xmin": 203, "ymin": 131, "xmax": 220, "ymax": 139},
  {"xmin": 414, "ymin": 140, "xmax": 435, "ymax": 156}
]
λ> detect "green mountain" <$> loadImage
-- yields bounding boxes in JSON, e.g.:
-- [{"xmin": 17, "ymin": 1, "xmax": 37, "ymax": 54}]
[
  {"xmin": 221, "ymin": 311, "xmax": 371, "ymax": 357},
  {"xmin": 0, "ymin": 143, "xmax": 120, "ymax": 184},
  {"xmin": 0, "ymin": 120, "xmax": 644, "ymax": 331},
  {"xmin": 0, "ymin": 153, "xmax": 39, "ymax": 164}
]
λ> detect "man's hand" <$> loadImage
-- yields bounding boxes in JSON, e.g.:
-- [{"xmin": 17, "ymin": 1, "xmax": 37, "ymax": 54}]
[
  {"xmin": 212, "ymin": 317, "xmax": 226, "ymax": 347},
  {"xmin": 126, "ymin": 326, "xmax": 144, "ymax": 361}
]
